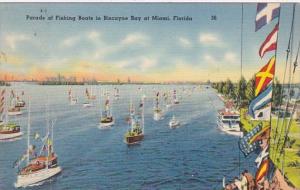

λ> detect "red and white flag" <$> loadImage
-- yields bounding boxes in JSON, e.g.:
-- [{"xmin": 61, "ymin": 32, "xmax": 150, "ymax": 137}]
[{"xmin": 259, "ymin": 24, "xmax": 279, "ymax": 58}]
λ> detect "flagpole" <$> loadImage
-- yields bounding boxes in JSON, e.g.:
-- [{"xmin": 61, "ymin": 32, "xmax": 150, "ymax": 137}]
[
  {"xmin": 27, "ymin": 99, "xmax": 31, "ymax": 165},
  {"xmin": 238, "ymin": 2, "xmax": 244, "ymax": 177}
]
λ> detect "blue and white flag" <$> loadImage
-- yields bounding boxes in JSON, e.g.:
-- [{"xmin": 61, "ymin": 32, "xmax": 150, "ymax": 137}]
[
  {"xmin": 248, "ymin": 84, "xmax": 272, "ymax": 119},
  {"xmin": 239, "ymin": 123, "xmax": 263, "ymax": 157},
  {"xmin": 255, "ymin": 3, "xmax": 280, "ymax": 31},
  {"xmin": 255, "ymin": 145, "xmax": 269, "ymax": 168}
]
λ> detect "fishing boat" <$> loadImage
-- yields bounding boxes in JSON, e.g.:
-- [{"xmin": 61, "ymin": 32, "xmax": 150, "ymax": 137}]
[
  {"xmin": 15, "ymin": 91, "xmax": 26, "ymax": 108},
  {"xmin": 172, "ymin": 89, "xmax": 179, "ymax": 104},
  {"xmin": 8, "ymin": 90, "xmax": 23, "ymax": 116},
  {"xmin": 0, "ymin": 122, "xmax": 23, "ymax": 141},
  {"xmin": 164, "ymin": 91, "xmax": 172, "ymax": 108},
  {"xmin": 82, "ymin": 88, "xmax": 92, "ymax": 107},
  {"xmin": 99, "ymin": 94, "xmax": 114, "ymax": 128},
  {"xmin": 114, "ymin": 87, "xmax": 120, "ymax": 99},
  {"xmin": 153, "ymin": 92, "xmax": 163, "ymax": 121},
  {"xmin": 217, "ymin": 108, "xmax": 242, "ymax": 137},
  {"xmin": 8, "ymin": 107, "xmax": 22, "ymax": 116},
  {"xmin": 0, "ymin": 89, "xmax": 23, "ymax": 140},
  {"xmin": 169, "ymin": 115, "xmax": 180, "ymax": 129},
  {"xmin": 68, "ymin": 87, "xmax": 77, "ymax": 105},
  {"xmin": 88, "ymin": 87, "xmax": 96, "ymax": 100},
  {"xmin": 14, "ymin": 102, "xmax": 62, "ymax": 188},
  {"xmin": 124, "ymin": 97, "xmax": 144, "ymax": 145}
]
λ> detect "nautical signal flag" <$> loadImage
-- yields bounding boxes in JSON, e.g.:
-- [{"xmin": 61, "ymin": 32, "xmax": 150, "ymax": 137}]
[
  {"xmin": 255, "ymin": 158, "xmax": 269, "ymax": 183},
  {"xmin": 255, "ymin": 145, "xmax": 269, "ymax": 168},
  {"xmin": 259, "ymin": 24, "xmax": 279, "ymax": 58},
  {"xmin": 255, "ymin": 56, "xmax": 275, "ymax": 96},
  {"xmin": 249, "ymin": 84, "xmax": 272, "ymax": 119},
  {"xmin": 239, "ymin": 123, "xmax": 263, "ymax": 157},
  {"xmin": 255, "ymin": 3, "xmax": 280, "ymax": 32}
]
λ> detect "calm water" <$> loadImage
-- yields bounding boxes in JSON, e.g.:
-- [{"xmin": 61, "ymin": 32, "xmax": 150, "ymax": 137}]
[{"xmin": 0, "ymin": 83, "xmax": 255, "ymax": 190}]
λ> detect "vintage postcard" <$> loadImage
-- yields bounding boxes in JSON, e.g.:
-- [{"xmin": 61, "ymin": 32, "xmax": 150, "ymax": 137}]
[{"xmin": 0, "ymin": 2, "xmax": 299, "ymax": 190}]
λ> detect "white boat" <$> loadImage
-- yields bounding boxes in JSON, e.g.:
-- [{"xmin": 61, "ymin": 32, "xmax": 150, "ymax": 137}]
[
  {"xmin": 15, "ymin": 91, "xmax": 26, "ymax": 108},
  {"xmin": 172, "ymin": 90, "xmax": 179, "ymax": 104},
  {"xmin": 86, "ymin": 87, "xmax": 96, "ymax": 100},
  {"xmin": 153, "ymin": 109, "xmax": 162, "ymax": 121},
  {"xmin": 0, "ymin": 123, "xmax": 23, "ymax": 140},
  {"xmin": 0, "ymin": 89, "xmax": 23, "ymax": 141},
  {"xmin": 82, "ymin": 102, "xmax": 92, "ymax": 108},
  {"xmin": 7, "ymin": 90, "xmax": 23, "ymax": 116},
  {"xmin": 68, "ymin": 87, "xmax": 77, "ymax": 105},
  {"xmin": 14, "ymin": 102, "xmax": 62, "ymax": 188},
  {"xmin": 15, "ymin": 166, "xmax": 62, "ymax": 188},
  {"xmin": 114, "ymin": 88, "xmax": 120, "ymax": 99},
  {"xmin": 8, "ymin": 108, "xmax": 22, "ymax": 116},
  {"xmin": 169, "ymin": 115, "xmax": 180, "ymax": 128},
  {"xmin": 153, "ymin": 92, "xmax": 163, "ymax": 121},
  {"xmin": 217, "ymin": 108, "xmax": 243, "ymax": 137},
  {"xmin": 99, "ymin": 118, "xmax": 114, "ymax": 128},
  {"xmin": 70, "ymin": 98, "xmax": 77, "ymax": 105}
]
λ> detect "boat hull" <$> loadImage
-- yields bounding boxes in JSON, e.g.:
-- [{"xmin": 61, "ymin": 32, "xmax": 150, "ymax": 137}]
[
  {"xmin": 153, "ymin": 112, "xmax": 162, "ymax": 121},
  {"xmin": 166, "ymin": 104, "xmax": 172, "ymax": 108},
  {"xmin": 82, "ymin": 103, "xmax": 92, "ymax": 108},
  {"xmin": 125, "ymin": 134, "xmax": 144, "ymax": 145},
  {"xmin": 15, "ymin": 166, "xmax": 62, "ymax": 188},
  {"xmin": 0, "ymin": 131, "xmax": 23, "ymax": 140},
  {"xmin": 8, "ymin": 111, "xmax": 22, "ymax": 116},
  {"xmin": 99, "ymin": 120, "xmax": 114, "ymax": 128},
  {"xmin": 70, "ymin": 99, "xmax": 77, "ymax": 105},
  {"xmin": 217, "ymin": 122, "xmax": 243, "ymax": 137},
  {"xmin": 169, "ymin": 122, "xmax": 180, "ymax": 129}
]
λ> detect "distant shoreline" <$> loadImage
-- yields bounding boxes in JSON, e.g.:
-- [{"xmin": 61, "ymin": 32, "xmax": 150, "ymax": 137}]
[{"xmin": 1, "ymin": 81, "xmax": 210, "ymax": 86}]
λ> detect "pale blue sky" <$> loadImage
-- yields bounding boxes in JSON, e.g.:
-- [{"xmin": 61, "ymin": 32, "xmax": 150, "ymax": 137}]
[{"xmin": 0, "ymin": 3, "xmax": 299, "ymax": 82}]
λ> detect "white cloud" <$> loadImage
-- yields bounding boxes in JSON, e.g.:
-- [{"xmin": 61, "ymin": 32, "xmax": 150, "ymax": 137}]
[
  {"xmin": 116, "ymin": 60, "xmax": 131, "ymax": 69},
  {"xmin": 178, "ymin": 37, "xmax": 192, "ymax": 48},
  {"xmin": 87, "ymin": 31, "xmax": 100, "ymax": 41},
  {"xmin": 121, "ymin": 33, "xmax": 149, "ymax": 46},
  {"xmin": 115, "ymin": 56, "xmax": 157, "ymax": 72},
  {"xmin": 4, "ymin": 33, "xmax": 30, "ymax": 50},
  {"xmin": 224, "ymin": 52, "xmax": 238, "ymax": 64},
  {"xmin": 203, "ymin": 54, "xmax": 218, "ymax": 65},
  {"xmin": 60, "ymin": 36, "xmax": 80, "ymax": 48},
  {"xmin": 140, "ymin": 57, "xmax": 157, "ymax": 71},
  {"xmin": 199, "ymin": 33, "xmax": 223, "ymax": 47}
]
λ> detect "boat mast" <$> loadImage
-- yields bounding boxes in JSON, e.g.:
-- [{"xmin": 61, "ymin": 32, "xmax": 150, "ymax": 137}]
[
  {"xmin": 4, "ymin": 88, "xmax": 8, "ymax": 125},
  {"xmin": 99, "ymin": 87, "xmax": 102, "ymax": 118},
  {"xmin": 110, "ymin": 94, "xmax": 113, "ymax": 118},
  {"xmin": 46, "ymin": 97, "xmax": 49, "ymax": 169},
  {"xmin": 51, "ymin": 120, "xmax": 54, "ymax": 154},
  {"xmin": 27, "ymin": 100, "xmax": 31, "ymax": 165},
  {"xmin": 142, "ymin": 97, "xmax": 145, "ymax": 134},
  {"xmin": 238, "ymin": 2, "xmax": 244, "ymax": 176}
]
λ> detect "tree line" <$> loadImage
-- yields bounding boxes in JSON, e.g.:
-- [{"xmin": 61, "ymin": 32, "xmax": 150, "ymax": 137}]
[{"xmin": 211, "ymin": 76, "xmax": 282, "ymax": 109}]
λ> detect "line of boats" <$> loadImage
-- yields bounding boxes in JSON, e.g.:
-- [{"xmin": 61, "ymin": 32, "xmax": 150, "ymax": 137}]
[
  {"xmin": 0, "ymin": 86, "xmax": 188, "ymax": 188},
  {"xmin": 0, "ymin": 85, "xmax": 240, "ymax": 188}
]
